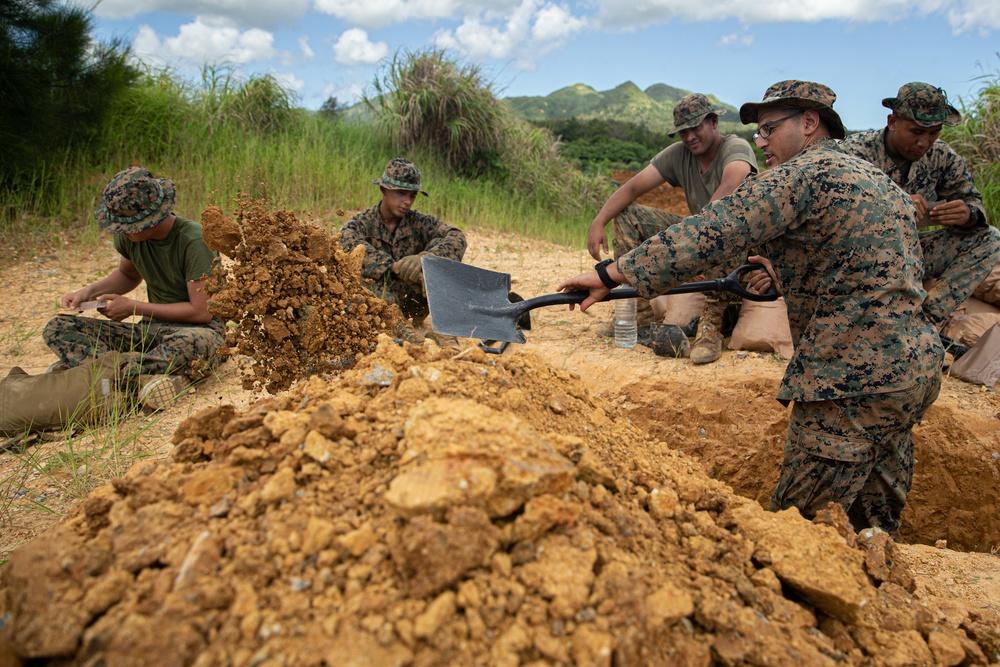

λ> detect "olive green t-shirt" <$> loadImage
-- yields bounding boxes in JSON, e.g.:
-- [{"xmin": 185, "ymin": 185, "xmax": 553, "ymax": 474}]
[
  {"xmin": 650, "ymin": 135, "xmax": 758, "ymax": 215},
  {"xmin": 113, "ymin": 216, "xmax": 217, "ymax": 307}
]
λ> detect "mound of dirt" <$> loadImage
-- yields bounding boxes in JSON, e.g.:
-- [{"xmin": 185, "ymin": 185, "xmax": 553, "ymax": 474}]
[
  {"xmin": 202, "ymin": 198, "xmax": 400, "ymax": 394},
  {"xmin": 2, "ymin": 339, "xmax": 998, "ymax": 665}
]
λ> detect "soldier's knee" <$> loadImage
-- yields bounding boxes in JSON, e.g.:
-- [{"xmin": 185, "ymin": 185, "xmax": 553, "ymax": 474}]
[{"xmin": 42, "ymin": 314, "xmax": 75, "ymax": 345}]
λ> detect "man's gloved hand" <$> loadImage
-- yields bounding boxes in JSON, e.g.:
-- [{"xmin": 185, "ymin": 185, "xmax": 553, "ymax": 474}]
[{"xmin": 392, "ymin": 253, "xmax": 427, "ymax": 284}]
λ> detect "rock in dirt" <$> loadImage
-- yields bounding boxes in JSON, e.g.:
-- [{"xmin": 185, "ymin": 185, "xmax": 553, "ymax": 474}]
[{"xmin": 1, "ymin": 338, "xmax": 999, "ymax": 665}]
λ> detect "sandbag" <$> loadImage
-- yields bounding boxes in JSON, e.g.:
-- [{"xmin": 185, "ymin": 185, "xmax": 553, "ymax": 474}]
[
  {"xmin": 939, "ymin": 296, "xmax": 1000, "ymax": 347},
  {"xmin": 651, "ymin": 293, "xmax": 705, "ymax": 327},
  {"xmin": 948, "ymin": 323, "xmax": 1000, "ymax": 389},
  {"xmin": 0, "ymin": 354, "xmax": 127, "ymax": 436},
  {"xmin": 728, "ymin": 297, "xmax": 794, "ymax": 358},
  {"xmin": 972, "ymin": 260, "xmax": 1000, "ymax": 306}
]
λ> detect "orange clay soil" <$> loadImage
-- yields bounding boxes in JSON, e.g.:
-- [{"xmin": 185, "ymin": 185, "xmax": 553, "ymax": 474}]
[{"xmin": 0, "ymin": 187, "xmax": 998, "ymax": 666}]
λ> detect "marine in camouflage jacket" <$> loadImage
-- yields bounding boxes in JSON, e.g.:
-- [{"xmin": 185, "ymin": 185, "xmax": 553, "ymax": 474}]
[
  {"xmin": 617, "ymin": 138, "xmax": 942, "ymax": 403},
  {"xmin": 339, "ymin": 203, "xmax": 467, "ymax": 281},
  {"xmin": 840, "ymin": 128, "xmax": 987, "ymax": 228}
]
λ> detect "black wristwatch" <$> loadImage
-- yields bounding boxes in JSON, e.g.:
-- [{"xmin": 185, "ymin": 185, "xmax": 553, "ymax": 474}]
[{"xmin": 595, "ymin": 258, "xmax": 619, "ymax": 289}]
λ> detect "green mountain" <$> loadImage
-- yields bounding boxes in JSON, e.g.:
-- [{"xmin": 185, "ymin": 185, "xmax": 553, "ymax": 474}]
[{"xmin": 504, "ymin": 81, "xmax": 743, "ymax": 134}]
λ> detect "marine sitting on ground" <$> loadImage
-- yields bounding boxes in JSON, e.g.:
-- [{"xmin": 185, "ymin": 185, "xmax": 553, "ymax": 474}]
[
  {"xmin": 586, "ymin": 93, "xmax": 759, "ymax": 363},
  {"xmin": 42, "ymin": 166, "xmax": 225, "ymax": 412},
  {"xmin": 841, "ymin": 82, "xmax": 1000, "ymax": 334},
  {"xmin": 338, "ymin": 158, "xmax": 467, "ymax": 348}
]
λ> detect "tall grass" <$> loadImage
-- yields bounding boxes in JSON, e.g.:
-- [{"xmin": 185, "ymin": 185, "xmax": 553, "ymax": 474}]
[
  {"xmin": 1, "ymin": 57, "xmax": 610, "ymax": 254},
  {"xmin": 942, "ymin": 60, "xmax": 1000, "ymax": 227}
]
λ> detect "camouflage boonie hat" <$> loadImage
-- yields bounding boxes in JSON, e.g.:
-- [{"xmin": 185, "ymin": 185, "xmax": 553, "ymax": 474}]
[
  {"xmin": 372, "ymin": 158, "xmax": 428, "ymax": 197},
  {"xmin": 94, "ymin": 166, "xmax": 176, "ymax": 234},
  {"xmin": 739, "ymin": 80, "xmax": 846, "ymax": 140},
  {"xmin": 669, "ymin": 93, "xmax": 726, "ymax": 137},
  {"xmin": 882, "ymin": 82, "xmax": 961, "ymax": 127}
]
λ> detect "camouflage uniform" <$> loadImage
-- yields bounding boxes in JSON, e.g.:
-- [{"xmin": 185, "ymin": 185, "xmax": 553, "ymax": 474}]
[
  {"xmin": 617, "ymin": 81, "xmax": 943, "ymax": 534},
  {"xmin": 339, "ymin": 159, "xmax": 467, "ymax": 323},
  {"xmin": 44, "ymin": 316, "xmax": 225, "ymax": 379},
  {"xmin": 841, "ymin": 83, "xmax": 1000, "ymax": 325},
  {"xmin": 43, "ymin": 167, "xmax": 225, "ymax": 381}
]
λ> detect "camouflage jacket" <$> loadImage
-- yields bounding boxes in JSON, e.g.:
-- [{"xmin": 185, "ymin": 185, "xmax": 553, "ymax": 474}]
[
  {"xmin": 339, "ymin": 203, "xmax": 467, "ymax": 281},
  {"xmin": 840, "ymin": 129, "xmax": 987, "ymax": 228},
  {"xmin": 617, "ymin": 138, "xmax": 942, "ymax": 403}
]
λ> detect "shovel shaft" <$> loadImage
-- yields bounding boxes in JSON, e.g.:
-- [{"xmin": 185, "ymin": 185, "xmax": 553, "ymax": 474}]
[{"xmin": 508, "ymin": 263, "xmax": 777, "ymax": 320}]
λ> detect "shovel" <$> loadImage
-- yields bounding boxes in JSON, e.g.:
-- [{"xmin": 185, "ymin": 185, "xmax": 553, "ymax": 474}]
[{"xmin": 422, "ymin": 255, "xmax": 779, "ymax": 345}]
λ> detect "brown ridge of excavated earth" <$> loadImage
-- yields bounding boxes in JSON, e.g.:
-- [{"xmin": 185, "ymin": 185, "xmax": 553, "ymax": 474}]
[{"xmin": 0, "ymin": 177, "xmax": 998, "ymax": 666}]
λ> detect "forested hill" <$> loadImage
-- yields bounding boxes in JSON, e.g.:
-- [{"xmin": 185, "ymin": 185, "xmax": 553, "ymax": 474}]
[{"xmin": 503, "ymin": 81, "xmax": 743, "ymax": 134}]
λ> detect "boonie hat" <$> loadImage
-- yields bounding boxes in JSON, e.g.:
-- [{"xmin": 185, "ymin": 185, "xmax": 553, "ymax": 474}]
[
  {"xmin": 669, "ymin": 93, "xmax": 726, "ymax": 137},
  {"xmin": 739, "ymin": 80, "xmax": 846, "ymax": 140},
  {"xmin": 882, "ymin": 82, "xmax": 961, "ymax": 127},
  {"xmin": 94, "ymin": 167, "xmax": 176, "ymax": 234},
  {"xmin": 373, "ymin": 158, "xmax": 428, "ymax": 196}
]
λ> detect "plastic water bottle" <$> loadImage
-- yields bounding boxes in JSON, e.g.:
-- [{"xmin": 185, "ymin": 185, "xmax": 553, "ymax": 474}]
[{"xmin": 614, "ymin": 298, "xmax": 637, "ymax": 348}]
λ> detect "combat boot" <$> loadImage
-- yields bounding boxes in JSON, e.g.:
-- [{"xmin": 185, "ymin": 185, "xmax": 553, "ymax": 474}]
[{"xmin": 689, "ymin": 295, "xmax": 726, "ymax": 365}]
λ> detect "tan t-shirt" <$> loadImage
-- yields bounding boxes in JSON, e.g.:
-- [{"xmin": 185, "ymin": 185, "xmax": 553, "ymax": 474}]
[{"xmin": 650, "ymin": 135, "xmax": 758, "ymax": 215}]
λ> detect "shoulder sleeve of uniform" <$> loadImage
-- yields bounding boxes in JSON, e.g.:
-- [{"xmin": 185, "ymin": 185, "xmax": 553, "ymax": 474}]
[
  {"xmin": 719, "ymin": 136, "xmax": 759, "ymax": 173},
  {"xmin": 177, "ymin": 220, "xmax": 218, "ymax": 281},
  {"xmin": 650, "ymin": 143, "xmax": 683, "ymax": 186},
  {"xmin": 113, "ymin": 233, "xmax": 129, "ymax": 259}
]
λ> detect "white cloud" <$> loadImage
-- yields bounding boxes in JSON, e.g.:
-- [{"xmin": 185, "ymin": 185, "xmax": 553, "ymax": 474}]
[
  {"xmin": 947, "ymin": 0, "xmax": 1000, "ymax": 32},
  {"xmin": 170, "ymin": 20, "xmax": 274, "ymax": 64},
  {"xmin": 273, "ymin": 71, "xmax": 306, "ymax": 94},
  {"xmin": 94, "ymin": 0, "xmax": 311, "ymax": 29},
  {"xmin": 589, "ymin": 0, "xmax": 998, "ymax": 31},
  {"xmin": 131, "ymin": 18, "xmax": 276, "ymax": 68},
  {"xmin": 131, "ymin": 25, "xmax": 168, "ymax": 67},
  {"xmin": 533, "ymin": 3, "xmax": 588, "ymax": 42},
  {"xmin": 717, "ymin": 31, "xmax": 755, "ymax": 47},
  {"xmin": 333, "ymin": 28, "xmax": 390, "ymax": 65},
  {"xmin": 313, "ymin": 0, "xmax": 520, "ymax": 29},
  {"xmin": 298, "ymin": 36, "xmax": 315, "ymax": 60},
  {"xmin": 432, "ymin": 0, "xmax": 587, "ymax": 67}
]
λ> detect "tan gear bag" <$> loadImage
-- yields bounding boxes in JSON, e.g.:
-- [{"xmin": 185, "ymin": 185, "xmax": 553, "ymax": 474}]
[{"xmin": 0, "ymin": 353, "xmax": 128, "ymax": 436}]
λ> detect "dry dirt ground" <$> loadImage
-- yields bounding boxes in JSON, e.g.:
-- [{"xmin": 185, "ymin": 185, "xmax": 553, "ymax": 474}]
[{"xmin": 0, "ymin": 178, "xmax": 999, "ymax": 665}]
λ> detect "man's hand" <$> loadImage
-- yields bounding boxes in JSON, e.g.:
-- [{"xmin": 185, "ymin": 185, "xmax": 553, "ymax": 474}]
[
  {"xmin": 929, "ymin": 200, "xmax": 972, "ymax": 227},
  {"xmin": 745, "ymin": 255, "xmax": 782, "ymax": 296},
  {"xmin": 392, "ymin": 253, "xmax": 426, "ymax": 284},
  {"xmin": 586, "ymin": 221, "xmax": 610, "ymax": 261},
  {"xmin": 60, "ymin": 288, "xmax": 92, "ymax": 310},
  {"xmin": 910, "ymin": 194, "xmax": 930, "ymax": 222},
  {"xmin": 96, "ymin": 294, "xmax": 136, "ymax": 322},
  {"xmin": 556, "ymin": 270, "xmax": 611, "ymax": 312}
]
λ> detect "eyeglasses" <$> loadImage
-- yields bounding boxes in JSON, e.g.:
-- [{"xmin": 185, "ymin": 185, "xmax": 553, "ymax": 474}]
[{"xmin": 753, "ymin": 110, "xmax": 804, "ymax": 140}]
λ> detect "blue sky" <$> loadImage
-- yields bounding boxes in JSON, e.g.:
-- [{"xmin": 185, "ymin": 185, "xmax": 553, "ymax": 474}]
[{"xmin": 88, "ymin": 0, "xmax": 1000, "ymax": 131}]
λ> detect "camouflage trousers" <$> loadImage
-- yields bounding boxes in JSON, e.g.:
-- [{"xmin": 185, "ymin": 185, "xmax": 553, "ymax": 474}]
[
  {"xmin": 612, "ymin": 203, "xmax": 742, "ymax": 313},
  {"xmin": 364, "ymin": 276, "xmax": 428, "ymax": 324},
  {"xmin": 769, "ymin": 372, "xmax": 941, "ymax": 536},
  {"xmin": 920, "ymin": 224, "xmax": 1000, "ymax": 325},
  {"xmin": 43, "ymin": 314, "xmax": 226, "ymax": 380}
]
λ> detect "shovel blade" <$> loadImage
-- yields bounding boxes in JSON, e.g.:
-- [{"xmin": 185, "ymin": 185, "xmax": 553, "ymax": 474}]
[{"xmin": 423, "ymin": 255, "xmax": 528, "ymax": 343}]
